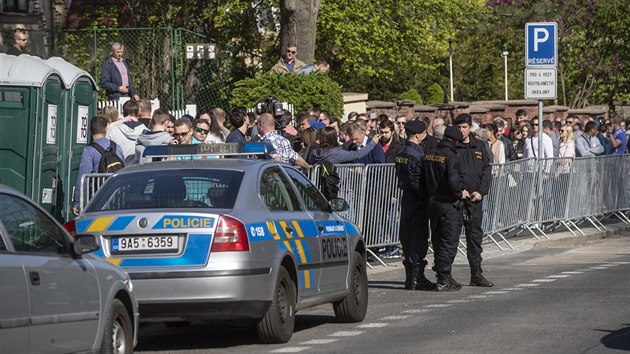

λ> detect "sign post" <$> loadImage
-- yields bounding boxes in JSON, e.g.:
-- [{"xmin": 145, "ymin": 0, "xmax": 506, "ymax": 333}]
[{"xmin": 525, "ymin": 22, "xmax": 557, "ymax": 237}]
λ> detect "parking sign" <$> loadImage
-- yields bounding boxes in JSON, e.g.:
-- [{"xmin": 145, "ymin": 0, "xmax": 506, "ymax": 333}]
[{"xmin": 525, "ymin": 22, "xmax": 557, "ymax": 67}]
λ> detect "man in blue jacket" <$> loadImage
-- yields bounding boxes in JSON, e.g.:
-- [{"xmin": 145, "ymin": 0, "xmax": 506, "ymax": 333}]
[{"xmin": 100, "ymin": 42, "xmax": 139, "ymax": 101}]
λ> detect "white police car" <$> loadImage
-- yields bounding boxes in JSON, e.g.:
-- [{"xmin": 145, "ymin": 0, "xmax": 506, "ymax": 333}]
[{"xmin": 66, "ymin": 143, "xmax": 368, "ymax": 343}]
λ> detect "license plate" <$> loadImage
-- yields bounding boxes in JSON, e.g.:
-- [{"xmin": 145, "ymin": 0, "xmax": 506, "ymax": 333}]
[{"xmin": 112, "ymin": 236, "xmax": 178, "ymax": 253}]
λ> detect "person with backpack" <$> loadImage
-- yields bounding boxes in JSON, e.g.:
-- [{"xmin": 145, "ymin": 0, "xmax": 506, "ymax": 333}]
[
  {"xmin": 308, "ymin": 127, "xmax": 380, "ymax": 200},
  {"xmin": 72, "ymin": 116, "xmax": 125, "ymax": 216}
]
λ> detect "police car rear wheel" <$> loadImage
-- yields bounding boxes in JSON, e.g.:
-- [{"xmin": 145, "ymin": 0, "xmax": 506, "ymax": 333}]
[
  {"xmin": 333, "ymin": 252, "xmax": 368, "ymax": 323},
  {"xmin": 256, "ymin": 266, "xmax": 296, "ymax": 343}
]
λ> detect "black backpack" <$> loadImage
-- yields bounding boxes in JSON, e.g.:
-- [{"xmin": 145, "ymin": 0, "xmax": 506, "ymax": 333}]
[
  {"xmin": 89, "ymin": 141, "xmax": 124, "ymax": 173},
  {"xmin": 316, "ymin": 159, "xmax": 340, "ymax": 201}
]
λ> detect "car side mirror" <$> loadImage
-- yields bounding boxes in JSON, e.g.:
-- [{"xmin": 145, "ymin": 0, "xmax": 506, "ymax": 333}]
[
  {"xmin": 329, "ymin": 198, "xmax": 350, "ymax": 212},
  {"xmin": 73, "ymin": 234, "xmax": 100, "ymax": 256}
]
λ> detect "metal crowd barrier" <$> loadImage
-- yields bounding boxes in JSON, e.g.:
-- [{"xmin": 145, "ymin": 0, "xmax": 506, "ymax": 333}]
[{"xmin": 79, "ymin": 155, "xmax": 630, "ymax": 259}]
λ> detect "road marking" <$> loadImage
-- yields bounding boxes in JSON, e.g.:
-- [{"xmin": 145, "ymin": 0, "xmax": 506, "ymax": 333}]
[
  {"xmin": 380, "ymin": 315, "xmax": 412, "ymax": 320},
  {"xmin": 271, "ymin": 347, "xmax": 311, "ymax": 353},
  {"xmin": 424, "ymin": 304, "xmax": 453, "ymax": 308},
  {"xmin": 483, "ymin": 291, "xmax": 509, "ymax": 295},
  {"xmin": 500, "ymin": 288, "xmax": 524, "ymax": 291},
  {"xmin": 611, "ymin": 261, "xmax": 630, "ymax": 264},
  {"xmin": 561, "ymin": 271, "xmax": 582, "ymax": 274},
  {"xmin": 589, "ymin": 266, "xmax": 608, "ymax": 270},
  {"xmin": 402, "ymin": 309, "xmax": 431, "ymax": 314},
  {"xmin": 532, "ymin": 279, "xmax": 556, "ymax": 283},
  {"xmin": 546, "ymin": 275, "xmax": 571, "ymax": 278},
  {"xmin": 301, "ymin": 339, "xmax": 338, "ymax": 345},
  {"xmin": 330, "ymin": 331, "xmax": 364, "ymax": 337},
  {"xmin": 447, "ymin": 299, "xmax": 472, "ymax": 303},
  {"xmin": 357, "ymin": 323, "xmax": 389, "ymax": 328},
  {"xmin": 467, "ymin": 295, "xmax": 490, "ymax": 299},
  {"xmin": 516, "ymin": 283, "xmax": 541, "ymax": 287},
  {"xmin": 597, "ymin": 264, "xmax": 617, "ymax": 267}
]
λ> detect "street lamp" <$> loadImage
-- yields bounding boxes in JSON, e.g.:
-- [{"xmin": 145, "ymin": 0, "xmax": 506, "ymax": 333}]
[
  {"xmin": 448, "ymin": 38, "xmax": 454, "ymax": 102},
  {"xmin": 502, "ymin": 42, "xmax": 509, "ymax": 101}
]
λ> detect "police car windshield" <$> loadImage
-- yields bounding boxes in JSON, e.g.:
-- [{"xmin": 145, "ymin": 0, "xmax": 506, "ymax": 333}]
[{"xmin": 86, "ymin": 169, "xmax": 244, "ymax": 211}]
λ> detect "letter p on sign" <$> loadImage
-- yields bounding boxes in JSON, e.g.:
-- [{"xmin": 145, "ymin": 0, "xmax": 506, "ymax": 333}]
[{"xmin": 526, "ymin": 22, "xmax": 557, "ymax": 67}]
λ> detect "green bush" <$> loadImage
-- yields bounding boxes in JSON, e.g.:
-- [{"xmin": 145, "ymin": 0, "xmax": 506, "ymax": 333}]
[
  {"xmin": 230, "ymin": 73, "xmax": 344, "ymax": 117},
  {"xmin": 426, "ymin": 83, "xmax": 445, "ymax": 104},
  {"xmin": 399, "ymin": 88, "xmax": 423, "ymax": 105}
]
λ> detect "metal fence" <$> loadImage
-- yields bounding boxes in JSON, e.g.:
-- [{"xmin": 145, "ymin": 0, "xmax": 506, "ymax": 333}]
[
  {"xmin": 6, "ymin": 27, "xmax": 226, "ymax": 111},
  {"xmin": 79, "ymin": 155, "xmax": 630, "ymax": 254}
]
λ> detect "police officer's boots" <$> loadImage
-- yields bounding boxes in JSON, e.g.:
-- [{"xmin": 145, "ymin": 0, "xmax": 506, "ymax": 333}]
[
  {"xmin": 414, "ymin": 260, "xmax": 436, "ymax": 291},
  {"xmin": 403, "ymin": 260, "xmax": 413, "ymax": 290},
  {"xmin": 470, "ymin": 264, "xmax": 494, "ymax": 287},
  {"xmin": 436, "ymin": 274, "xmax": 462, "ymax": 291}
]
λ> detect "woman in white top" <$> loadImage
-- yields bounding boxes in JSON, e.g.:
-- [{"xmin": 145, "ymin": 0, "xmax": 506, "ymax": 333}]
[
  {"xmin": 196, "ymin": 111, "xmax": 225, "ymax": 143},
  {"xmin": 559, "ymin": 125, "xmax": 576, "ymax": 158}
]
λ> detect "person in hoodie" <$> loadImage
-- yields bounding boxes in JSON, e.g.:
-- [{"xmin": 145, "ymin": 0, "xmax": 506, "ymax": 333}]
[
  {"xmin": 135, "ymin": 108, "xmax": 174, "ymax": 164},
  {"xmin": 307, "ymin": 127, "xmax": 379, "ymax": 165},
  {"xmin": 107, "ymin": 100, "xmax": 147, "ymax": 164}
]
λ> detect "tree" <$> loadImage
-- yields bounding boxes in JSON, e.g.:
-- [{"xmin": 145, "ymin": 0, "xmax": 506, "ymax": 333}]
[{"xmin": 279, "ymin": 0, "xmax": 321, "ymax": 64}]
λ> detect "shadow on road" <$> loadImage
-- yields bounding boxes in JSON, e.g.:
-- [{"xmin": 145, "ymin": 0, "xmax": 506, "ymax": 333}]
[
  {"xmin": 369, "ymin": 280, "xmax": 405, "ymax": 290},
  {"xmin": 135, "ymin": 315, "xmax": 339, "ymax": 352},
  {"xmin": 599, "ymin": 325, "xmax": 630, "ymax": 350}
]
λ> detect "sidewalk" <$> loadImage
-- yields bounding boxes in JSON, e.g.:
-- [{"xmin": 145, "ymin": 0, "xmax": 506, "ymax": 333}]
[{"xmin": 367, "ymin": 219, "xmax": 630, "ymax": 276}]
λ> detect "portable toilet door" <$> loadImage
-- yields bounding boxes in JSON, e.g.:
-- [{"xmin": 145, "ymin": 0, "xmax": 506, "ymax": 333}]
[
  {"xmin": 46, "ymin": 57, "xmax": 98, "ymax": 221},
  {"xmin": 0, "ymin": 54, "xmax": 65, "ymax": 215}
]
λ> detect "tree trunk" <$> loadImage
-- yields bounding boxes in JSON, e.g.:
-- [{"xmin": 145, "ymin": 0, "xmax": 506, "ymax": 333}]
[{"xmin": 279, "ymin": 0, "xmax": 321, "ymax": 64}]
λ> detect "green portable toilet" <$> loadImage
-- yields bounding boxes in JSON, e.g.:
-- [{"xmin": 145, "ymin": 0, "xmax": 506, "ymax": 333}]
[
  {"xmin": 0, "ymin": 53, "xmax": 65, "ymax": 216},
  {"xmin": 46, "ymin": 57, "xmax": 98, "ymax": 222}
]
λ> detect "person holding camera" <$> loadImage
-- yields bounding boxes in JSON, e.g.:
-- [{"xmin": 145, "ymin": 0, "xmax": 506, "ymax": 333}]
[
  {"xmin": 453, "ymin": 113, "xmax": 494, "ymax": 287},
  {"xmin": 422, "ymin": 126, "xmax": 468, "ymax": 291},
  {"xmin": 258, "ymin": 113, "xmax": 309, "ymax": 170}
]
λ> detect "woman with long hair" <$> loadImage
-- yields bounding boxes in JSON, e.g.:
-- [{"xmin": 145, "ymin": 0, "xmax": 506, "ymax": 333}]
[{"xmin": 510, "ymin": 126, "xmax": 524, "ymax": 160}]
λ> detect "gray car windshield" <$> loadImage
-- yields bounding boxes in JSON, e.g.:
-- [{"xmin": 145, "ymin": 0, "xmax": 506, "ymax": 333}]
[{"xmin": 86, "ymin": 169, "xmax": 244, "ymax": 211}]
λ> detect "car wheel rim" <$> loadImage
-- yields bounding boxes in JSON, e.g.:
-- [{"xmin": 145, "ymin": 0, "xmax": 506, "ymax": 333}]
[{"xmin": 112, "ymin": 315, "xmax": 127, "ymax": 354}]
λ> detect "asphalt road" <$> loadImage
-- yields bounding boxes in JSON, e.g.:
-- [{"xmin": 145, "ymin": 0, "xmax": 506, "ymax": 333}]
[{"xmin": 135, "ymin": 230, "xmax": 630, "ymax": 353}]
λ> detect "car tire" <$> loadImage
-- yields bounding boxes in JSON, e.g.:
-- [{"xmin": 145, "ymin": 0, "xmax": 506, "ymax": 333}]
[
  {"xmin": 256, "ymin": 266, "xmax": 296, "ymax": 343},
  {"xmin": 101, "ymin": 298, "xmax": 133, "ymax": 354},
  {"xmin": 333, "ymin": 251, "xmax": 368, "ymax": 323}
]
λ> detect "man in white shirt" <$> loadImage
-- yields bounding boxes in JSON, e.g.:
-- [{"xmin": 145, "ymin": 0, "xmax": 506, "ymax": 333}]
[
  {"xmin": 523, "ymin": 116, "xmax": 553, "ymax": 159},
  {"xmin": 575, "ymin": 121, "xmax": 604, "ymax": 157}
]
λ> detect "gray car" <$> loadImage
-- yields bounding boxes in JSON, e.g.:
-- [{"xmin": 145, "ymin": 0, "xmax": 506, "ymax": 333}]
[
  {"xmin": 0, "ymin": 186, "xmax": 138, "ymax": 353},
  {"xmin": 68, "ymin": 158, "xmax": 368, "ymax": 343}
]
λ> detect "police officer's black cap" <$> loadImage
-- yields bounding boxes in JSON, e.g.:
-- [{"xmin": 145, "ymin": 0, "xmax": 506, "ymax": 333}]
[
  {"xmin": 444, "ymin": 126, "xmax": 463, "ymax": 142},
  {"xmin": 404, "ymin": 120, "xmax": 426, "ymax": 134},
  {"xmin": 453, "ymin": 113, "xmax": 473, "ymax": 126}
]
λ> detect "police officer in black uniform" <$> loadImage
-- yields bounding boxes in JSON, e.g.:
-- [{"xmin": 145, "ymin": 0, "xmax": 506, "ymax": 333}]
[
  {"xmin": 453, "ymin": 113, "xmax": 494, "ymax": 287},
  {"xmin": 394, "ymin": 120, "xmax": 434, "ymax": 290},
  {"xmin": 422, "ymin": 126, "xmax": 468, "ymax": 291}
]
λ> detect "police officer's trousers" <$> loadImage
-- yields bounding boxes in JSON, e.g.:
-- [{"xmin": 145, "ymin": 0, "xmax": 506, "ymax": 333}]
[
  {"xmin": 463, "ymin": 201, "xmax": 484, "ymax": 266},
  {"xmin": 428, "ymin": 200, "xmax": 461, "ymax": 276},
  {"xmin": 399, "ymin": 206, "xmax": 429, "ymax": 264}
]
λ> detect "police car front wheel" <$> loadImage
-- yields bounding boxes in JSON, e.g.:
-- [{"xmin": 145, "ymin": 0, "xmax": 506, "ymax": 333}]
[
  {"xmin": 333, "ymin": 251, "xmax": 368, "ymax": 323},
  {"xmin": 256, "ymin": 266, "xmax": 296, "ymax": 343}
]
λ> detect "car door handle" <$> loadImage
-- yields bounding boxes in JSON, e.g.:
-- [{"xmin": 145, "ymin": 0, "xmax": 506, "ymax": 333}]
[
  {"xmin": 29, "ymin": 271, "xmax": 41, "ymax": 286},
  {"xmin": 317, "ymin": 224, "xmax": 324, "ymax": 232}
]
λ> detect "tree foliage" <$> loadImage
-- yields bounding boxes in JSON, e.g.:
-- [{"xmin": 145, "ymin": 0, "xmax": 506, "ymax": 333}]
[{"xmin": 230, "ymin": 73, "xmax": 344, "ymax": 117}]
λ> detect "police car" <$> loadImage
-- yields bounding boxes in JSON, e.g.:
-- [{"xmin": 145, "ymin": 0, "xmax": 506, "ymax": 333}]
[{"xmin": 65, "ymin": 143, "xmax": 368, "ymax": 343}]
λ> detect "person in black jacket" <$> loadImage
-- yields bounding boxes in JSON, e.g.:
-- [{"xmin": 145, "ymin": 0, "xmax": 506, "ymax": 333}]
[
  {"xmin": 422, "ymin": 126, "xmax": 468, "ymax": 291},
  {"xmin": 395, "ymin": 120, "xmax": 434, "ymax": 290},
  {"xmin": 453, "ymin": 113, "xmax": 494, "ymax": 287}
]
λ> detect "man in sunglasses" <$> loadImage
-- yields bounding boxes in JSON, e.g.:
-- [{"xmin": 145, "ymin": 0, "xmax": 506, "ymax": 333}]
[
  {"xmin": 6, "ymin": 30, "xmax": 28, "ymax": 56},
  {"xmin": 270, "ymin": 44, "xmax": 305, "ymax": 74},
  {"xmin": 192, "ymin": 119, "xmax": 211, "ymax": 144}
]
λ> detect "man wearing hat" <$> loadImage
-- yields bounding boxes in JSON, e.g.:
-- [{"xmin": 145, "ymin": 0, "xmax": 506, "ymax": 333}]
[
  {"xmin": 394, "ymin": 120, "xmax": 434, "ymax": 290},
  {"xmin": 453, "ymin": 113, "xmax": 494, "ymax": 287},
  {"xmin": 422, "ymin": 126, "xmax": 468, "ymax": 290}
]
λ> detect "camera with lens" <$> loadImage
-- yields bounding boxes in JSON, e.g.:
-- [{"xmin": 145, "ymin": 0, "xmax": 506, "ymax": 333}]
[{"xmin": 255, "ymin": 95, "xmax": 285, "ymax": 129}]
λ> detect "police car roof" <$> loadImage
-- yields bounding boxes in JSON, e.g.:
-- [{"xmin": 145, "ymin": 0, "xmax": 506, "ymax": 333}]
[{"xmin": 117, "ymin": 158, "xmax": 272, "ymax": 174}]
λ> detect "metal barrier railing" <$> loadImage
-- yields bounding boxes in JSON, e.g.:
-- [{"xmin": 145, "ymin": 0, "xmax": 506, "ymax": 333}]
[{"xmin": 78, "ymin": 155, "xmax": 630, "ymax": 256}]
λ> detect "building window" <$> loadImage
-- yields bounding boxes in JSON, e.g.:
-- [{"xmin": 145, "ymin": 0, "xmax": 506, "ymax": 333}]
[{"xmin": 1, "ymin": 0, "xmax": 30, "ymax": 13}]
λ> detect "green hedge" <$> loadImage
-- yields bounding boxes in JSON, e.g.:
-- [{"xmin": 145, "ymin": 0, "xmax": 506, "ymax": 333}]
[{"xmin": 230, "ymin": 73, "xmax": 344, "ymax": 117}]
